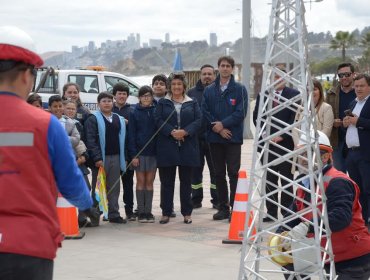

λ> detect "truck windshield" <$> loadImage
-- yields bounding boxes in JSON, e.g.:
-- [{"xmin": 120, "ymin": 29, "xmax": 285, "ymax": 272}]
[
  {"xmin": 104, "ymin": 76, "xmax": 139, "ymax": 97},
  {"xmin": 33, "ymin": 68, "xmax": 58, "ymax": 94}
]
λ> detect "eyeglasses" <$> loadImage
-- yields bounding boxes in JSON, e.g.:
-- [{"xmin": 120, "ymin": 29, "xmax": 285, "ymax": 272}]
[
  {"xmin": 31, "ymin": 67, "xmax": 37, "ymax": 77},
  {"xmin": 140, "ymin": 94, "xmax": 152, "ymax": 99},
  {"xmin": 338, "ymin": 72, "xmax": 352, "ymax": 78},
  {"xmin": 27, "ymin": 66, "xmax": 37, "ymax": 77}
]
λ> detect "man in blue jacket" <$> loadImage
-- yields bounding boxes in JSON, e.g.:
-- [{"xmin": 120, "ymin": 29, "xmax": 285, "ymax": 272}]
[
  {"xmin": 187, "ymin": 64, "xmax": 218, "ymax": 209},
  {"xmin": 202, "ymin": 56, "xmax": 248, "ymax": 220}
]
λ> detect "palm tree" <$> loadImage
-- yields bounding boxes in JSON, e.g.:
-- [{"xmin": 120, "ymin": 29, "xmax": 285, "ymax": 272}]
[
  {"xmin": 330, "ymin": 31, "xmax": 356, "ymax": 61},
  {"xmin": 360, "ymin": 32, "xmax": 370, "ymax": 49},
  {"xmin": 359, "ymin": 32, "xmax": 370, "ymax": 72}
]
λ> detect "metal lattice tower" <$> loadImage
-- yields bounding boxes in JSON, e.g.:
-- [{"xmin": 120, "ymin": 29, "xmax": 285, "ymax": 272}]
[{"xmin": 238, "ymin": 0, "xmax": 336, "ymax": 279}]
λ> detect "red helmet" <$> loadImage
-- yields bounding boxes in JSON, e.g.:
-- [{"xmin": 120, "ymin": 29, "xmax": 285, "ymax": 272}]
[{"xmin": 0, "ymin": 26, "xmax": 43, "ymax": 67}]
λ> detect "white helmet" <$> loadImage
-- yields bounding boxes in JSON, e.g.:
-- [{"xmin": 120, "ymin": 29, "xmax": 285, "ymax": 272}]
[
  {"xmin": 317, "ymin": 131, "xmax": 332, "ymax": 153},
  {"xmin": 298, "ymin": 130, "xmax": 333, "ymax": 153},
  {"xmin": 0, "ymin": 26, "xmax": 43, "ymax": 67}
]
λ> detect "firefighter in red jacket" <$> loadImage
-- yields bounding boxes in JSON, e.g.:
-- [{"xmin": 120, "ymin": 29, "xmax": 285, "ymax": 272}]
[
  {"xmin": 0, "ymin": 26, "xmax": 98, "ymax": 280},
  {"xmin": 277, "ymin": 131, "xmax": 370, "ymax": 279}
]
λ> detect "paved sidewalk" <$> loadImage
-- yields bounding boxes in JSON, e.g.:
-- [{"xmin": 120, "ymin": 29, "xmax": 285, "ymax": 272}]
[{"xmin": 54, "ymin": 139, "xmax": 256, "ymax": 280}]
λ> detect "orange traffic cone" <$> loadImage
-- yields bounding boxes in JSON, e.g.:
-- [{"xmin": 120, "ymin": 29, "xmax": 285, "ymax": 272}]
[
  {"xmin": 56, "ymin": 193, "xmax": 85, "ymax": 239},
  {"xmin": 222, "ymin": 170, "xmax": 256, "ymax": 244}
]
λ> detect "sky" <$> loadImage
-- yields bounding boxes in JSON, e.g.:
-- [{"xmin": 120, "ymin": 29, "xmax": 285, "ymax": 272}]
[{"xmin": 1, "ymin": 0, "xmax": 369, "ymax": 54}]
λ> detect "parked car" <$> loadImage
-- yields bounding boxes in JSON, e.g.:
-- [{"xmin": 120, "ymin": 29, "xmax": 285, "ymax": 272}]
[{"xmin": 32, "ymin": 66, "xmax": 140, "ymax": 110}]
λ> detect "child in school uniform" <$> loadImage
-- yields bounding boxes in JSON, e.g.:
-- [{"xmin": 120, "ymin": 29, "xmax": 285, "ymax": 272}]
[
  {"xmin": 128, "ymin": 86, "xmax": 157, "ymax": 223},
  {"xmin": 85, "ymin": 92, "xmax": 127, "ymax": 224}
]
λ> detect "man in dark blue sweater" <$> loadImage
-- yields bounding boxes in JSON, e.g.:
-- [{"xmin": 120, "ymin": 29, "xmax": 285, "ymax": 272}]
[{"xmin": 326, "ymin": 63, "xmax": 356, "ymax": 173}]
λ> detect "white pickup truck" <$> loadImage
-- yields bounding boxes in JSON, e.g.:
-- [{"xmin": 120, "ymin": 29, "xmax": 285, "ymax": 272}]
[{"xmin": 33, "ymin": 66, "xmax": 140, "ymax": 110}]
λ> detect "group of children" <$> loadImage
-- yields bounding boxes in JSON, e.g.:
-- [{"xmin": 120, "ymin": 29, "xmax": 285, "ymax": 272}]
[{"xmin": 27, "ymin": 75, "xmax": 172, "ymax": 225}]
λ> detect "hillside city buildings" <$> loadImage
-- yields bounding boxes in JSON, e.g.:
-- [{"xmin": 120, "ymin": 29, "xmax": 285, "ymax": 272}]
[{"xmin": 71, "ymin": 32, "xmax": 218, "ymax": 56}]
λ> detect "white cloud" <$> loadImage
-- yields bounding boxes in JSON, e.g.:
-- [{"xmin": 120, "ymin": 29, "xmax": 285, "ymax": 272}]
[{"xmin": 0, "ymin": 0, "xmax": 369, "ymax": 53}]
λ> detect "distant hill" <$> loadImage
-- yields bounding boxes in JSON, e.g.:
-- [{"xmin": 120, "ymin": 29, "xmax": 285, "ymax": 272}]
[
  {"xmin": 41, "ymin": 51, "xmax": 65, "ymax": 60},
  {"xmin": 42, "ymin": 39, "xmax": 265, "ymax": 75},
  {"xmin": 42, "ymin": 26, "xmax": 370, "ymax": 75}
]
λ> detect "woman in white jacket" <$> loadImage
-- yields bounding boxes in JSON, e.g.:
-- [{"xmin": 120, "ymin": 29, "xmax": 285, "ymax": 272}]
[{"xmin": 312, "ymin": 79, "xmax": 334, "ymax": 137}]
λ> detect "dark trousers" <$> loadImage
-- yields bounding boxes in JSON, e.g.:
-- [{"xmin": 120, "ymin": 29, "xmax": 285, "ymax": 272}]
[
  {"xmin": 191, "ymin": 138, "xmax": 218, "ymax": 205},
  {"xmin": 91, "ymin": 166, "xmax": 99, "ymax": 207},
  {"xmin": 159, "ymin": 166, "xmax": 193, "ymax": 217},
  {"xmin": 121, "ymin": 169, "xmax": 134, "ymax": 215},
  {"xmin": 104, "ymin": 155, "xmax": 121, "ymax": 219},
  {"xmin": 346, "ymin": 149, "xmax": 370, "ymax": 223},
  {"xmin": 266, "ymin": 157, "xmax": 294, "ymax": 217},
  {"xmin": 91, "ymin": 156, "xmax": 121, "ymax": 219},
  {"xmin": 209, "ymin": 143, "xmax": 241, "ymax": 211},
  {"xmin": 333, "ymin": 261, "xmax": 370, "ymax": 280},
  {"xmin": 332, "ymin": 140, "xmax": 348, "ymax": 173},
  {"xmin": 283, "ymin": 261, "xmax": 370, "ymax": 280},
  {"xmin": 0, "ymin": 253, "xmax": 53, "ymax": 280},
  {"xmin": 78, "ymin": 174, "xmax": 92, "ymax": 222}
]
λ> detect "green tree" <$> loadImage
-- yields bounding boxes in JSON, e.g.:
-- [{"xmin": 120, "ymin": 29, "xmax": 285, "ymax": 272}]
[
  {"xmin": 358, "ymin": 48, "xmax": 370, "ymax": 72},
  {"xmin": 360, "ymin": 32, "xmax": 370, "ymax": 49},
  {"xmin": 330, "ymin": 31, "xmax": 356, "ymax": 61},
  {"xmin": 310, "ymin": 57, "xmax": 343, "ymax": 76},
  {"xmin": 358, "ymin": 32, "xmax": 370, "ymax": 72}
]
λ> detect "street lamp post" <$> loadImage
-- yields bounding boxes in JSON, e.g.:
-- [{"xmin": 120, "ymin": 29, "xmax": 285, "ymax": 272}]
[{"xmin": 242, "ymin": 0, "xmax": 253, "ymax": 139}]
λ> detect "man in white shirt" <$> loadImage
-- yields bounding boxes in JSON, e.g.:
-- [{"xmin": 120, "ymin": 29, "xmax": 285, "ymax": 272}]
[{"xmin": 343, "ymin": 73, "xmax": 370, "ymax": 226}]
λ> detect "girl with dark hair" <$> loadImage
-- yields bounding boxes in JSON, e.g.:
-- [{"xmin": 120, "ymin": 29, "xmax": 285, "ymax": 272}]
[
  {"xmin": 26, "ymin": 93, "xmax": 42, "ymax": 108},
  {"xmin": 128, "ymin": 86, "xmax": 157, "ymax": 222},
  {"xmin": 62, "ymin": 82, "xmax": 90, "ymax": 125}
]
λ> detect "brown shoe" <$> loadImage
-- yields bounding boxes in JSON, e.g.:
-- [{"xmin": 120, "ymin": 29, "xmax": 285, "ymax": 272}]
[{"xmin": 159, "ymin": 216, "xmax": 170, "ymax": 224}]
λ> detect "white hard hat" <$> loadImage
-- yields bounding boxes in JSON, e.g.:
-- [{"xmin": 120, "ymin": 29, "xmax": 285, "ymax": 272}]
[
  {"xmin": 0, "ymin": 26, "xmax": 43, "ymax": 67},
  {"xmin": 317, "ymin": 131, "xmax": 332, "ymax": 152},
  {"xmin": 298, "ymin": 130, "xmax": 333, "ymax": 153}
]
